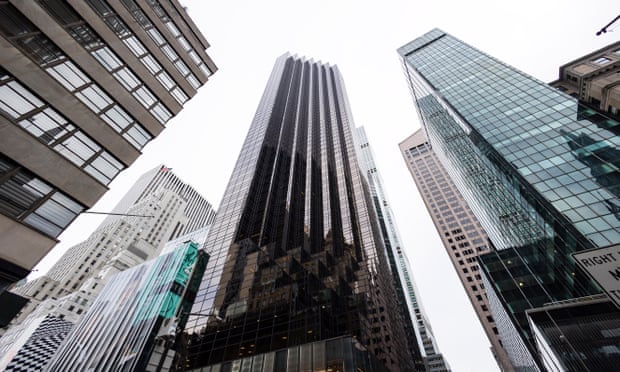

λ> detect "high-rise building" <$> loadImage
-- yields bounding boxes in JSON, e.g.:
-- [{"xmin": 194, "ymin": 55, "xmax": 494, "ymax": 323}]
[
  {"xmin": 184, "ymin": 54, "xmax": 416, "ymax": 372},
  {"xmin": 47, "ymin": 240, "xmax": 209, "ymax": 372},
  {"xmin": 0, "ymin": 165, "xmax": 215, "ymax": 369},
  {"xmin": 357, "ymin": 127, "xmax": 448, "ymax": 372},
  {"xmin": 399, "ymin": 129, "xmax": 512, "ymax": 371},
  {"xmin": 550, "ymin": 41, "xmax": 620, "ymax": 120},
  {"xmin": 398, "ymin": 29, "xmax": 620, "ymax": 370},
  {"xmin": 0, "ymin": 0, "xmax": 216, "ymax": 291}
]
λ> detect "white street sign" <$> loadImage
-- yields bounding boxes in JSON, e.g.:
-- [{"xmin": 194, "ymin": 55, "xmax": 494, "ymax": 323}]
[{"xmin": 572, "ymin": 244, "xmax": 620, "ymax": 308}]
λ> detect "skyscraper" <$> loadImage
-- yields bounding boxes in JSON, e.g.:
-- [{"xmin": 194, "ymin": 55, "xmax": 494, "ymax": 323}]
[
  {"xmin": 0, "ymin": 0, "xmax": 216, "ymax": 290},
  {"xmin": 399, "ymin": 129, "xmax": 512, "ymax": 371},
  {"xmin": 1, "ymin": 165, "xmax": 215, "ymax": 369},
  {"xmin": 184, "ymin": 54, "xmax": 416, "ymax": 372},
  {"xmin": 399, "ymin": 29, "xmax": 620, "ymax": 370},
  {"xmin": 357, "ymin": 127, "xmax": 448, "ymax": 372},
  {"xmin": 47, "ymin": 240, "xmax": 209, "ymax": 372},
  {"xmin": 550, "ymin": 41, "xmax": 620, "ymax": 121}
]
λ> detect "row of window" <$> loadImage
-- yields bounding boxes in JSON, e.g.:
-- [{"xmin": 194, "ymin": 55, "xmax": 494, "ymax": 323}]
[
  {"xmin": 38, "ymin": 0, "xmax": 175, "ymax": 122},
  {"xmin": 0, "ymin": 3, "xmax": 152, "ymax": 150},
  {"xmin": 0, "ymin": 156, "xmax": 84, "ymax": 237},
  {"xmin": 93, "ymin": 3, "xmax": 190, "ymax": 106},
  {"xmin": 0, "ymin": 69, "xmax": 123, "ymax": 185},
  {"xmin": 116, "ymin": 0, "xmax": 201, "ymax": 89},
  {"xmin": 146, "ymin": 0, "xmax": 213, "ymax": 78}
]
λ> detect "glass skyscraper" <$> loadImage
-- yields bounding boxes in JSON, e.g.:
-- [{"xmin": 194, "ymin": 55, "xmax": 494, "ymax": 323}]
[
  {"xmin": 357, "ymin": 127, "xmax": 448, "ymax": 372},
  {"xmin": 184, "ymin": 54, "xmax": 417, "ymax": 372},
  {"xmin": 399, "ymin": 29, "xmax": 620, "ymax": 370}
]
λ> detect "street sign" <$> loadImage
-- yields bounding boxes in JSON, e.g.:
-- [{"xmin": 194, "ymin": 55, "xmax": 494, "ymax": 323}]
[{"xmin": 572, "ymin": 244, "xmax": 620, "ymax": 309}]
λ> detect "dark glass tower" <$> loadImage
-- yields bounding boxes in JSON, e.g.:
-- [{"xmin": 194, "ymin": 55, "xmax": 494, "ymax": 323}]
[
  {"xmin": 184, "ymin": 54, "xmax": 417, "ymax": 371},
  {"xmin": 399, "ymin": 29, "xmax": 620, "ymax": 370}
]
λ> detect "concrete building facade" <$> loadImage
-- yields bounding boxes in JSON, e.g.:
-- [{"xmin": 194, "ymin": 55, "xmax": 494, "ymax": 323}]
[
  {"xmin": 550, "ymin": 41, "xmax": 620, "ymax": 120},
  {"xmin": 399, "ymin": 129, "xmax": 513, "ymax": 371},
  {"xmin": 357, "ymin": 127, "xmax": 449, "ymax": 372},
  {"xmin": 0, "ymin": 0, "xmax": 216, "ymax": 290}
]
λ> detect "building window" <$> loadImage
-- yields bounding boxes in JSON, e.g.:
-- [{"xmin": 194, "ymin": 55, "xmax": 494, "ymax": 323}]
[
  {"xmin": 0, "ymin": 69, "xmax": 124, "ymax": 185},
  {"xmin": 0, "ymin": 155, "xmax": 84, "ymax": 237},
  {"xmin": 592, "ymin": 57, "xmax": 612, "ymax": 65},
  {"xmin": 0, "ymin": 3, "xmax": 153, "ymax": 148}
]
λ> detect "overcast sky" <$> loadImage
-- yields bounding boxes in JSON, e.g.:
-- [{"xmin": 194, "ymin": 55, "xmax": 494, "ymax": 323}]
[{"xmin": 33, "ymin": 1, "xmax": 619, "ymax": 370}]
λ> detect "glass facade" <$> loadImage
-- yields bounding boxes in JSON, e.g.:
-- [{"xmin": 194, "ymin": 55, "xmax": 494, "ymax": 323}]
[
  {"xmin": 185, "ymin": 55, "xmax": 414, "ymax": 371},
  {"xmin": 356, "ymin": 127, "xmax": 438, "ymax": 371},
  {"xmin": 399, "ymin": 29, "xmax": 620, "ymax": 370},
  {"xmin": 186, "ymin": 336, "xmax": 389, "ymax": 372},
  {"xmin": 47, "ymin": 241, "xmax": 208, "ymax": 371},
  {"xmin": 527, "ymin": 297, "xmax": 620, "ymax": 371}
]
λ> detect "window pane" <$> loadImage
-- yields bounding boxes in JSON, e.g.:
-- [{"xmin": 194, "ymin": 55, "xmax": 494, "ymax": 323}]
[
  {"xmin": 34, "ymin": 198, "xmax": 76, "ymax": 227},
  {"xmin": 50, "ymin": 192, "xmax": 83, "ymax": 214},
  {"xmin": 133, "ymin": 86, "xmax": 156, "ymax": 108},
  {"xmin": 77, "ymin": 85, "xmax": 112, "ymax": 111},
  {"xmin": 92, "ymin": 47, "xmax": 122, "ymax": 71},
  {"xmin": 114, "ymin": 67, "xmax": 140, "ymax": 90},
  {"xmin": 0, "ymin": 82, "xmax": 40, "ymax": 117},
  {"xmin": 101, "ymin": 105, "xmax": 131, "ymax": 130},
  {"xmin": 123, "ymin": 36, "xmax": 146, "ymax": 56},
  {"xmin": 171, "ymin": 87, "xmax": 188, "ymax": 104},
  {"xmin": 187, "ymin": 74, "xmax": 200, "ymax": 89},
  {"xmin": 46, "ymin": 62, "xmax": 90, "ymax": 91},
  {"xmin": 150, "ymin": 103, "xmax": 172, "ymax": 124},
  {"xmin": 156, "ymin": 71, "xmax": 175, "ymax": 89},
  {"xmin": 24, "ymin": 212, "xmax": 62, "ymax": 237},
  {"xmin": 19, "ymin": 109, "xmax": 69, "ymax": 144},
  {"xmin": 141, "ymin": 55, "xmax": 161, "ymax": 74},
  {"xmin": 147, "ymin": 28, "xmax": 165, "ymax": 46}
]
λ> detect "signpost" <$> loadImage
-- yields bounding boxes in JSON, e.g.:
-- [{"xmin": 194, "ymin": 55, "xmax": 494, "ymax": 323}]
[{"xmin": 572, "ymin": 244, "xmax": 620, "ymax": 309}]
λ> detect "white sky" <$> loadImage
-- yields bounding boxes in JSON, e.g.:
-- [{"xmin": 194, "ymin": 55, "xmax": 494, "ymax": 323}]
[{"xmin": 33, "ymin": 1, "xmax": 619, "ymax": 370}]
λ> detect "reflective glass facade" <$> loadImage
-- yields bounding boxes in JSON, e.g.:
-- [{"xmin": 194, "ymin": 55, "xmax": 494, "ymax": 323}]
[
  {"xmin": 356, "ymin": 127, "xmax": 439, "ymax": 371},
  {"xmin": 186, "ymin": 55, "xmax": 414, "ymax": 371},
  {"xmin": 399, "ymin": 29, "xmax": 620, "ymax": 370},
  {"xmin": 527, "ymin": 297, "xmax": 620, "ymax": 371},
  {"xmin": 47, "ymin": 241, "xmax": 208, "ymax": 371}
]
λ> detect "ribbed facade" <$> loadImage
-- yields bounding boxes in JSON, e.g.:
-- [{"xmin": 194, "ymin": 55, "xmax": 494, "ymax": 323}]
[
  {"xmin": 185, "ymin": 54, "xmax": 413, "ymax": 371},
  {"xmin": 356, "ymin": 127, "xmax": 445, "ymax": 371},
  {"xmin": 0, "ymin": 0, "xmax": 215, "ymax": 289},
  {"xmin": 47, "ymin": 241, "xmax": 208, "ymax": 371},
  {"xmin": 399, "ymin": 129, "xmax": 513, "ymax": 371},
  {"xmin": 101, "ymin": 165, "xmax": 217, "ymax": 238},
  {"xmin": 2, "ymin": 166, "xmax": 215, "ymax": 368},
  {"xmin": 398, "ymin": 29, "xmax": 620, "ymax": 370}
]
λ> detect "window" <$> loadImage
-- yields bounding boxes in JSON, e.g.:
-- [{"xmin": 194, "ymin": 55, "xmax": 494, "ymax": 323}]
[
  {"xmin": 593, "ymin": 57, "xmax": 612, "ymax": 65},
  {"xmin": 0, "ymin": 155, "xmax": 84, "ymax": 237}
]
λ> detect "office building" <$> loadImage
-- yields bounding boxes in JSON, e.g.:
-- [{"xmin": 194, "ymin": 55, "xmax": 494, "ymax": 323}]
[
  {"xmin": 399, "ymin": 129, "xmax": 512, "ymax": 371},
  {"xmin": 550, "ymin": 41, "xmax": 620, "ymax": 120},
  {"xmin": 0, "ymin": 166, "xmax": 215, "ymax": 368},
  {"xmin": 47, "ymin": 240, "xmax": 209, "ymax": 372},
  {"xmin": 0, "ymin": 0, "xmax": 216, "ymax": 291},
  {"xmin": 184, "ymin": 54, "xmax": 416, "ymax": 372},
  {"xmin": 399, "ymin": 29, "xmax": 620, "ymax": 370},
  {"xmin": 357, "ymin": 127, "xmax": 448, "ymax": 371}
]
